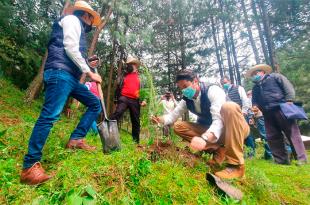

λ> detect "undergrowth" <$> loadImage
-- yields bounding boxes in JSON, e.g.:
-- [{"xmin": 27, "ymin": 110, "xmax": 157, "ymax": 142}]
[{"xmin": 0, "ymin": 77, "xmax": 309, "ymax": 205}]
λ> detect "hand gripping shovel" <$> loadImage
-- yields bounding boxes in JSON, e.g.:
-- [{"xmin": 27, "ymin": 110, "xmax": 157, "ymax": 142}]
[{"xmin": 96, "ymin": 78, "xmax": 121, "ymax": 153}]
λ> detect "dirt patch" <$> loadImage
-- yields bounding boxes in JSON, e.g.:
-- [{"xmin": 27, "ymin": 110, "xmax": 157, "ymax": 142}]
[
  {"xmin": 140, "ymin": 139, "xmax": 203, "ymax": 168},
  {"xmin": 0, "ymin": 115, "xmax": 22, "ymax": 126}
]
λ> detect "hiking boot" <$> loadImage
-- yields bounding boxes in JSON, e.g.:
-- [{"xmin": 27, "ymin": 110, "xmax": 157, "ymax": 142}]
[
  {"xmin": 207, "ymin": 146, "xmax": 226, "ymax": 166},
  {"xmin": 215, "ymin": 164, "xmax": 245, "ymax": 179},
  {"xmin": 20, "ymin": 162, "xmax": 52, "ymax": 185},
  {"xmin": 66, "ymin": 138, "xmax": 96, "ymax": 151}
]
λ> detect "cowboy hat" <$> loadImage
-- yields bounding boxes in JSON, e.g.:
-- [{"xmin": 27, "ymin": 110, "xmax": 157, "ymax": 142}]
[
  {"xmin": 66, "ymin": 1, "xmax": 101, "ymax": 26},
  {"xmin": 126, "ymin": 56, "xmax": 141, "ymax": 66},
  {"xmin": 245, "ymin": 64, "xmax": 272, "ymax": 78}
]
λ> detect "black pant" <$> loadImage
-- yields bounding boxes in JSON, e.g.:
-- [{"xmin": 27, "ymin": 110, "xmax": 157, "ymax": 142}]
[{"xmin": 110, "ymin": 96, "xmax": 140, "ymax": 143}]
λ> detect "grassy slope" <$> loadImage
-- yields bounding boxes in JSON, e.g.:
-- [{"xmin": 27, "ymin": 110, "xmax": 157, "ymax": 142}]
[{"xmin": 0, "ymin": 77, "xmax": 309, "ymax": 205}]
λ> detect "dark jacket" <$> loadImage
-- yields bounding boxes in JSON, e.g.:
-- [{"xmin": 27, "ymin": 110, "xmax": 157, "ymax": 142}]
[
  {"xmin": 44, "ymin": 16, "xmax": 87, "ymax": 79},
  {"xmin": 227, "ymin": 85, "xmax": 242, "ymax": 107},
  {"xmin": 183, "ymin": 83, "xmax": 214, "ymax": 126},
  {"xmin": 252, "ymin": 73, "xmax": 295, "ymax": 111}
]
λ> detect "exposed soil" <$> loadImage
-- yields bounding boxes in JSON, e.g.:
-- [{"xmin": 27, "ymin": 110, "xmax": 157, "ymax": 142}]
[
  {"xmin": 140, "ymin": 139, "xmax": 203, "ymax": 168},
  {"xmin": 0, "ymin": 115, "xmax": 22, "ymax": 126}
]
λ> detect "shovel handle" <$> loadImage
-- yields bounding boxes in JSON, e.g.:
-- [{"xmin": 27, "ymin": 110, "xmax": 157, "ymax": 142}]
[{"xmin": 93, "ymin": 68, "xmax": 109, "ymax": 120}]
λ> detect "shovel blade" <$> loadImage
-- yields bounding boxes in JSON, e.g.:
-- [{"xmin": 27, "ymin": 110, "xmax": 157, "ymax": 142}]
[{"xmin": 97, "ymin": 120, "xmax": 121, "ymax": 153}]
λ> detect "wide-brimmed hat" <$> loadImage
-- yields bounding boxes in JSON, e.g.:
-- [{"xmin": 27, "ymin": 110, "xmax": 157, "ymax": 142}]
[
  {"xmin": 66, "ymin": 1, "xmax": 101, "ymax": 26},
  {"xmin": 245, "ymin": 64, "xmax": 272, "ymax": 78},
  {"xmin": 126, "ymin": 57, "xmax": 141, "ymax": 66}
]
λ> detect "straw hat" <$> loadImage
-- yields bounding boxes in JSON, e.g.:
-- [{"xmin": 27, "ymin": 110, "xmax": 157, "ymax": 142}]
[
  {"xmin": 245, "ymin": 64, "xmax": 272, "ymax": 78},
  {"xmin": 126, "ymin": 56, "xmax": 141, "ymax": 66},
  {"xmin": 67, "ymin": 1, "xmax": 101, "ymax": 26}
]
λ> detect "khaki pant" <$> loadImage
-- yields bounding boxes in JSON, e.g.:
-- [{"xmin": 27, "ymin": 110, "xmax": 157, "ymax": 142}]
[{"xmin": 173, "ymin": 102, "xmax": 249, "ymax": 165}]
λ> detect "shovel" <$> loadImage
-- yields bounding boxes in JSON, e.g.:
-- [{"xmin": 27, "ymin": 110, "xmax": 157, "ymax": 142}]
[
  {"xmin": 96, "ymin": 82, "xmax": 121, "ymax": 153},
  {"xmin": 206, "ymin": 173, "xmax": 243, "ymax": 200}
]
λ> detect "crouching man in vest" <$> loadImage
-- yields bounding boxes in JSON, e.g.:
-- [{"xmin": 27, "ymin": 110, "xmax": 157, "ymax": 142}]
[{"xmin": 152, "ymin": 69, "xmax": 249, "ymax": 179}]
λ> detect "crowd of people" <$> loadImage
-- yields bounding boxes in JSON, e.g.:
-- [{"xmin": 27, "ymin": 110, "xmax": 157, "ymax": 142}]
[{"xmin": 20, "ymin": 1, "xmax": 307, "ymax": 186}]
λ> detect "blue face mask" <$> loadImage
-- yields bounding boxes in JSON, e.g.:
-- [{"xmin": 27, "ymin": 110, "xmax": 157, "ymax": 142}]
[
  {"xmin": 223, "ymin": 83, "xmax": 230, "ymax": 90},
  {"xmin": 251, "ymin": 75, "xmax": 262, "ymax": 82},
  {"xmin": 182, "ymin": 86, "xmax": 196, "ymax": 99}
]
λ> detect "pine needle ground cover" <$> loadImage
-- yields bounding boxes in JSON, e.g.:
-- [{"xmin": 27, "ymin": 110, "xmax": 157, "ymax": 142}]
[{"xmin": 0, "ymin": 78, "xmax": 309, "ymax": 205}]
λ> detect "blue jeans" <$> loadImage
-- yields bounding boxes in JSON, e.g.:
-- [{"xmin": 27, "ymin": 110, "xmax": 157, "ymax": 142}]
[
  {"xmin": 90, "ymin": 121, "xmax": 98, "ymax": 134},
  {"xmin": 23, "ymin": 69, "xmax": 101, "ymax": 168},
  {"xmin": 244, "ymin": 116, "xmax": 255, "ymax": 157},
  {"xmin": 256, "ymin": 117, "xmax": 273, "ymax": 159}
]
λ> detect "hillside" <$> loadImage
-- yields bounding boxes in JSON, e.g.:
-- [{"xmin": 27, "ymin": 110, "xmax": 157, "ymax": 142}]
[{"xmin": 0, "ymin": 77, "xmax": 309, "ymax": 205}]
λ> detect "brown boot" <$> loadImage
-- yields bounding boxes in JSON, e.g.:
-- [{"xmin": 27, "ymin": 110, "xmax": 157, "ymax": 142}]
[
  {"xmin": 66, "ymin": 138, "xmax": 96, "ymax": 151},
  {"xmin": 214, "ymin": 164, "xmax": 245, "ymax": 179},
  {"xmin": 207, "ymin": 146, "xmax": 226, "ymax": 166},
  {"xmin": 20, "ymin": 162, "xmax": 52, "ymax": 185}
]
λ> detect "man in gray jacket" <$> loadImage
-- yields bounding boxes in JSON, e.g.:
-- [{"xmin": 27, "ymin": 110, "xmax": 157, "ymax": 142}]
[{"xmin": 246, "ymin": 64, "xmax": 307, "ymax": 165}]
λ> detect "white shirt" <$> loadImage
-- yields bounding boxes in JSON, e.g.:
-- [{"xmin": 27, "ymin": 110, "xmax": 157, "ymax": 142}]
[
  {"xmin": 59, "ymin": 15, "xmax": 90, "ymax": 73},
  {"xmin": 163, "ymin": 85, "xmax": 226, "ymax": 140},
  {"xmin": 161, "ymin": 98, "xmax": 177, "ymax": 114}
]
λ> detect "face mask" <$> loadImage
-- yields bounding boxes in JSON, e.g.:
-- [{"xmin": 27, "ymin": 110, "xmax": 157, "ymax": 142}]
[
  {"xmin": 251, "ymin": 75, "xmax": 262, "ymax": 82},
  {"xmin": 182, "ymin": 86, "xmax": 196, "ymax": 100},
  {"xmin": 125, "ymin": 64, "xmax": 134, "ymax": 73},
  {"xmin": 81, "ymin": 20, "xmax": 93, "ymax": 33},
  {"xmin": 223, "ymin": 83, "xmax": 230, "ymax": 90},
  {"xmin": 84, "ymin": 23, "xmax": 93, "ymax": 33}
]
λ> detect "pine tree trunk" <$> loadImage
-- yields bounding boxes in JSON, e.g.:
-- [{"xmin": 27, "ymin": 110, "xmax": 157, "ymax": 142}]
[
  {"xmin": 24, "ymin": 1, "xmax": 71, "ymax": 103},
  {"xmin": 251, "ymin": 0, "xmax": 270, "ymax": 65},
  {"xmin": 228, "ymin": 21, "xmax": 241, "ymax": 85},
  {"xmin": 88, "ymin": 5, "xmax": 113, "ymax": 56},
  {"xmin": 179, "ymin": 23, "xmax": 186, "ymax": 70},
  {"xmin": 210, "ymin": 16, "xmax": 224, "ymax": 78},
  {"xmin": 219, "ymin": 0, "xmax": 234, "ymax": 83},
  {"xmin": 258, "ymin": 0, "xmax": 280, "ymax": 72},
  {"xmin": 106, "ymin": 34, "xmax": 117, "ymax": 115},
  {"xmin": 24, "ymin": 52, "xmax": 48, "ymax": 103},
  {"xmin": 240, "ymin": 0, "xmax": 260, "ymax": 64}
]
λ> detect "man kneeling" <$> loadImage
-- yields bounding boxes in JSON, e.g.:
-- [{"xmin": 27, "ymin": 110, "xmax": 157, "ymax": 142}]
[{"xmin": 152, "ymin": 70, "xmax": 249, "ymax": 179}]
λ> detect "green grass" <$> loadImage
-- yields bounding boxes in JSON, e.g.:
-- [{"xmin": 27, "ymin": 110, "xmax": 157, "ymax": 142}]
[{"xmin": 0, "ymin": 77, "xmax": 309, "ymax": 204}]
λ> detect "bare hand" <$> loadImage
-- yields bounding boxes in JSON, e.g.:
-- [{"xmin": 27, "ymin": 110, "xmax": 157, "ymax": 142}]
[
  {"xmin": 190, "ymin": 136, "xmax": 207, "ymax": 151},
  {"xmin": 140, "ymin": 101, "xmax": 147, "ymax": 107},
  {"xmin": 87, "ymin": 72, "xmax": 102, "ymax": 83},
  {"xmin": 249, "ymin": 118, "xmax": 255, "ymax": 125},
  {"xmin": 89, "ymin": 60, "xmax": 99, "ymax": 68},
  {"xmin": 151, "ymin": 115, "xmax": 161, "ymax": 124},
  {"xmin": 88, "ymin": 55, "xmax": 100, "ymax": 68}
]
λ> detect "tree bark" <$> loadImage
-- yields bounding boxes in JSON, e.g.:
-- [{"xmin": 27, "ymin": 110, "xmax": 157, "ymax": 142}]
[
  {"xmin": 24, "ymin": 0, "xmax": 71, "ymax": 103},
  {"xmin": 219, "ymin": 0, "xmax": 234, "ymax": 83},
  {"xmin": 240, "ymin": 0, "xmax": 260, "ymax": 64},
  {"xmin": 251, "ymin": 0, "xmax": 270, "ymax": 65},
  {"xmin": 88, "ymin": 5, "xmax": 113, "ymax": 56},
  {"xmin": 228, "ymin": 20, "xmax": 241, "ymax": 85},
  {"xmin": 258, "ymin": 0, "xmax": 279, "ymax": 72},
  {"xmin": 210, "ymin": 16, "xmax": 224, "ymax": 78}
]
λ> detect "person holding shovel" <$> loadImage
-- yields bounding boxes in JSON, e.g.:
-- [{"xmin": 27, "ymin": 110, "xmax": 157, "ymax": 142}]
[
  {"xmin": 152, "ymin": 69, "xmax": 249, "ymax": 179},
  {"xmin": 21, "ymin": 1, "xmax": 102, "ymax": 185},
  {"xmin": 110, "ymin": 57, "xmax": 147, "ymax": 144}
]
